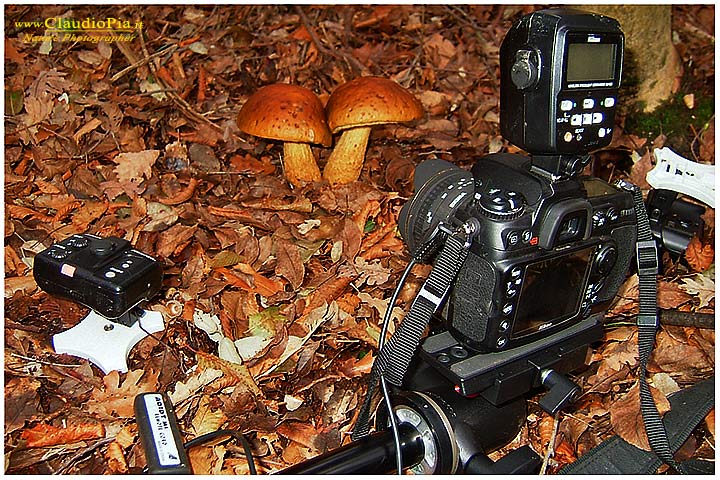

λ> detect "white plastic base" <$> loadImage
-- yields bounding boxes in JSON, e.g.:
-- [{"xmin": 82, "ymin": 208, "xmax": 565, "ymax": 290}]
[
  {"xmin": 648, "ymin": 147, "xmax": 715, "ymax": 208},
  {"xmin": 52, "ymin": 309, "xmax": 164, "ymax": 374}
]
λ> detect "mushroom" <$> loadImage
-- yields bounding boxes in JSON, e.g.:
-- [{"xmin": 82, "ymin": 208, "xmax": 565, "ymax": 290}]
[
  {"xmin": 323, "ymin": 76, "xmax": 424, "ymax": 185},
  {"xmin": 236, "ymin": 84, "xmax": 332, "ymax": 187}
]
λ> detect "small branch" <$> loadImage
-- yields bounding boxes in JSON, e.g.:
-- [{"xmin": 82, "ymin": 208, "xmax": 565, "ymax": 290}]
[
  {"xmin": 540, "ymin": 412, "xmax": 561, "ymax": 475},
  {"xmin": 110, "ymin": 44, "xmax": 178, "ymax": 83},
  {"xmin": 295, "ymin": 6, "xmax": 368, "ymax": 76},
  {"xmin": 53, "ymin": 438, "xmax": 114, "ymax": 475}
]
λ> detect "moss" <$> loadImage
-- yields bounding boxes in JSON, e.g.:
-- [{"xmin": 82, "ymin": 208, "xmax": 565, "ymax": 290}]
[{"xmin": 625, "ymin": 92, "xmax": 714, "ymax": 154}]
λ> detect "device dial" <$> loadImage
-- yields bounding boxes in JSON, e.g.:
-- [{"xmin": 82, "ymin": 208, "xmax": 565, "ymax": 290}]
[
  {"xmin": 478, "ymin": 188, "xmax": 525, "ymax": 220},
  {"xmin": 510, "ymin": 49, "xmax": 540, "ymax": 90},
  {"xmin": 594, "ymin": 245, "xmax": 618, "ymax": 275}
]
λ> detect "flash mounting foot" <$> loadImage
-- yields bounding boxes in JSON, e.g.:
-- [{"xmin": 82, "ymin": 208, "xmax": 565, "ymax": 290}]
[{"xmin": 52, "ymin": 308, "xmax": 164, "ymax": 374}]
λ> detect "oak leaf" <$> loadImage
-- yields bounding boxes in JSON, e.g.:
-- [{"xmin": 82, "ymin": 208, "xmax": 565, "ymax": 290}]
[
  {"xmin": 678, "ymin": 273, "xmax": 715, "ymax": 309},
  {"xmin": 87, "ymin": 369, "xmax": 159, "ymax": 418},
  {"xmin": 111, "ymin": 149, "xmax": 159, "ymax": 186}
]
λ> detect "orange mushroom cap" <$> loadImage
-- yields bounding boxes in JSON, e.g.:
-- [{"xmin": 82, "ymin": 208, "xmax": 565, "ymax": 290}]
[
  {"xmin": 325, "ymin": 76, "xmax": 424, "ymax": 133},
  {"xmin": 236, "ymin": 84, "xmax": 332, "ymax": 147}
]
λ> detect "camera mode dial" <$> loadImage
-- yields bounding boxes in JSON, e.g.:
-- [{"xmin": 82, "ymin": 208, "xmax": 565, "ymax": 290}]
[{"xmin": 478, "ymin": 188, "xmax": 525, "ymax": 220}]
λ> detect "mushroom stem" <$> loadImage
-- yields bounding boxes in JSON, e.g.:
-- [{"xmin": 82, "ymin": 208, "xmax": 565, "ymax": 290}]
[
  {"xmin": 283, "ymin": 142, "xmax": 322, "ymax": 186},
  {"xmin": 323, "ymin": 126, "xmax": 372, "ymax": 185}
]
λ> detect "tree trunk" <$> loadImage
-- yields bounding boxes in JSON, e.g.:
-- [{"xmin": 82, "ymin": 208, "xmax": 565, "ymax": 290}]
[{"xmin": 582, "ymin": 5, "xmax": 682, "ymax": 112}]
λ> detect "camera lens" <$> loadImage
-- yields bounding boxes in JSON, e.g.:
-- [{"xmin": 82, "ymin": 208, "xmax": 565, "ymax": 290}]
[{"xmin": 398, "ymin": 160, "xmax": 475, "ymax": 255}]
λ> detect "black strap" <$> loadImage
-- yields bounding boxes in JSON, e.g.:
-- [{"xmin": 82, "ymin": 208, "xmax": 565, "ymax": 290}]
[
  {"xmin": 621, "ymin": 180, "xmax": 689, "ymax": 474},
  {"xmin": 352, "ymin": 233, "xmax": 469, "ymax": 440},
  {"xmin": 560, "ymin": 376, "xmax": 714, "ymax": 475}
]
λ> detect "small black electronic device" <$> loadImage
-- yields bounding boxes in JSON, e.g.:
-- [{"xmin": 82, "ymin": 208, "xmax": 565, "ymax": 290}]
[
  {"xmin": 500, "ymin": 9, "xmax": 623, "ymax": 164},
  {"xmin": 135, "ymin": 393, "xmax": 192, "ymax": 475},
  {"xmin": 33, "ymin": 234, "xmax": 163, "ymax": 320}
]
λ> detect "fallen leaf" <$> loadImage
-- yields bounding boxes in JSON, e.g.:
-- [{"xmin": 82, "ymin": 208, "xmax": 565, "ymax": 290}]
[
  {"xmin": 191, "ymin": 394, "xmax": 228, "ymax": 436},
  {"xmin": 20, "ymin": 422, "xmax": 105, "ymax": 448},
  {"xmin": 274, "ymin": 237, "xmax": 305, "ymax": 290},
  {"xmin": 105, "ymin": 440, "xmax": 128, "ymax": 473},
  {"xmin": 657, "ymin": 280, "xmax": 693, "ymax": 309},
  {"xmin": 111, "ymin": 150, "xmax": 159, "ymax": 191},
  {"xmin": 339, "ymin": 256, "xmax": 391, "ymax": 286},
  {"xmin": 684, "ymin": 235, "xmax": 714, "ymax": 272},
  {"xmin": 610, "ymin": 382, "xmax": 670, "ymax": 451},
  {"xmin": 678, "ymin": 273, "xmax": 715, "ymax": 308},
  {"xmin": 87, "ymin": 369, "xmax": 159, "ymax": 419}
]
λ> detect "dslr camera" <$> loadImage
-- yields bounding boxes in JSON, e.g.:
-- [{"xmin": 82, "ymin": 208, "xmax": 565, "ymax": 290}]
[{"xmin": 398, "ymin": 9, "xmax": 635, "ymax": 398}]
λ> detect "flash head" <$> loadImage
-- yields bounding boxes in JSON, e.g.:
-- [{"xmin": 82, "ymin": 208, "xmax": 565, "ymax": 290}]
[{"xmin": 500, "ymin": 8, "xmax": 624, "ymax": 156}]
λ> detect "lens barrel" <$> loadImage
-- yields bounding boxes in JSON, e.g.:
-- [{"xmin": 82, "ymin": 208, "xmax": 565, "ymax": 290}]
[{"xmin": 398, "ymin": 160, "xmax": 475, "ymax": 255}]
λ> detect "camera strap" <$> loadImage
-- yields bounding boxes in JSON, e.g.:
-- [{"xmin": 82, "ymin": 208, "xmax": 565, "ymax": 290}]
[
  {"xmin": 353, "ymin": 232, "xmax": 470, "ymax": 440},
  {"xmin": 620, "ymin": 180, "xmax": 691, "ymax": 474}
]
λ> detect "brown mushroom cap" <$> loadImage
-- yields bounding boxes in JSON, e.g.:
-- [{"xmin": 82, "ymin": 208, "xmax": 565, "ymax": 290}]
[
  {"xmin": 236, "ymin": 84, "xmax": 332, "ymax": 147},
  {"xmin": 325, "ymin": 76, "xmax": 424, "ymax": 133}
]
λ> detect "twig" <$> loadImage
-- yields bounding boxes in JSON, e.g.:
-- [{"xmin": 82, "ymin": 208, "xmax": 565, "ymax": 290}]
[
  {"xmin": 110, "ymin": 44, "xmax": 178, "ymax": 82},
  {"xmin": 137, "ymin": 29, "xmax": 227, "ymax": 134},
  {"xmin": 10, "ymin": 353, "xmax": 81, "ymax": 368},
  {"xmin": 540, "ymin": 412, "xmax": 560, "ymax": 475},
  {"xmin": 295, "ymin": 6, "xmax": 368, "ymax": 76},
  {"xmin": 53, "ymin": 438, "xmax": 114, "ymax": 475}
]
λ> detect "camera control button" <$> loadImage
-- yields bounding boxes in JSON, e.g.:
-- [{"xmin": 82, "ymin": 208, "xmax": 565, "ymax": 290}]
[
  {"xmin": 67, "ymin": 236, "xmax": 89, "ymax": 249},
  {"xmin": 592, "ymin": 112, "xmax": 603, "ymax": 124},
  {"xmin": 583, "ymin": 98, "xmax": 595, "ymax": 109},
  {"xmin": 582, "ymin": 113, "xmax": 593, "ymax": 125},
  {"xmin": 104, "ymin": 271, "xmax": 117, "ymax": 279},
  {"xmin": 506, "ymin": 231, "xmax": 520, "ymax": 247},
  {"xmin": 437, "ymin": 353, "xmax": 451, "ymax": 364},
  {"xmin": 501, "ymin": 304, "xmax": 513, "ymax": 316},
  {"xmin": 499, "ymin": 320, "xmax": 510, "ymax": 332},
  {"xmin": 48, "ymin": 248, "xmax": 69, "ymax": 260},
  {"xmin": 604, "ymin": 97, "xmax": 616, "ymax": 108},
  {"xmin": 510, "ymin": 267, "xmax": 522, "ymax": 278},
  {"xmin": 570, "ymin": 114, "xmax": 582, "ymax": 126},
  {"xmin": 450, "ymin": 346, "xmax": 468, "ymax": 359},
  {"xmin": 560, "ymin": 99, "xmax": 573, "ymax": 111},
  {"xmin": 506, "ymin": 284, "xmax": 518, "ymax": 298},
  {"xmin": 496, "ymin": 337, "xmax": 507, "ymax": 348}
]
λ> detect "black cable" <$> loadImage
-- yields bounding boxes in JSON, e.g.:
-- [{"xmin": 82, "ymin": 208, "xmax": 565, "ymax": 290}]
[
  {"xmin": 378, "ymin": 257, "xmax": 418, "ymax": 475},
  {"xmin": 184, "ymin": 429, "xmax": 257, "ymax": 475}
]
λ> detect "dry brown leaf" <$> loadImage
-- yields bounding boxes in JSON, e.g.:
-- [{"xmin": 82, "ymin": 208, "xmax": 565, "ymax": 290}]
[
  {"xmin": 195, "ymin": 350, "xmax": 262, "ymax": 397},
  {"xmin": 684, "ymin": 235, "xmax": 714, "ymax": 272},
  {"xmin": 20, "ymin": 422, "xmax": 105, "ymax": 448},
  {"xmin": 610, "ymin": 382, "xmax": 670, "ymax": 451},
  {"xmin": 112, "ymin": 150, "xmax": 159, "ymax": 194},
  {"xmin": 191, "ymin": 394, "xmax": 228, "ymax": 436},
  {"xmin": 274, "ymin": 237, "xmax": 305, "ymax": 290},
  {"xmin": 105, "ymin": 440, "xmax": 129, "ymax": 474},
  {"xmin": 705, "ymin": 408, "xmax": 715, "ymax": 438},
  {"xmin": 678, "ymin": 274, "xmax": 715, "ymax": 309},
  {"xmin": 87, "ymin": 369, "xmax": 159, "ymax": 419},
  {"xmin": 657, "ymin": 280, "xmax": 693, "ymax": 309}
]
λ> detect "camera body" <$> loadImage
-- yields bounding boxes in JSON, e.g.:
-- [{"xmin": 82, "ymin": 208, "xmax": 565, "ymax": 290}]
[
  {"xmin": 398, "ymin": 9, "xmax": 634, "ymax": 354},
  {"xmin": 33, "ymin": 234, "xmax": 163, "ymax": 319}
]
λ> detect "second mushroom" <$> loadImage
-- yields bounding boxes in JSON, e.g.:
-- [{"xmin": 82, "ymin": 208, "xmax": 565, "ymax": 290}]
[{"xmin": 323, "ymin": 76, "xmax": 424, "ymax": 185}]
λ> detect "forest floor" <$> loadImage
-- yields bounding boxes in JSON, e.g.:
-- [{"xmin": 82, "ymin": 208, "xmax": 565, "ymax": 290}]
[{"xmin": 4, "ymin": 4, "xmax": 715, "ymax": 474}]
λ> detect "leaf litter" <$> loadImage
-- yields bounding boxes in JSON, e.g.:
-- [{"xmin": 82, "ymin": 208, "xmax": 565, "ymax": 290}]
[{"xmin": 4, "ymin": 4, "xmax": 714, "ymax": 475}]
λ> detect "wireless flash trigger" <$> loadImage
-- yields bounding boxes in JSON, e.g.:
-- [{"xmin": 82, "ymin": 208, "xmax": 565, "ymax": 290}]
[{"xmin": 33, "ymin": 234, "xmax": 164, "ymax": 374}]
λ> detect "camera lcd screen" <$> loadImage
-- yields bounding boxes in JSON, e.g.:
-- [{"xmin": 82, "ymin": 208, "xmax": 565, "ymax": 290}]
[
  {"xmin": 511, "ymin": 246, "xmax": 594, "ymax": 338},
  {"xmin": 566, "ymin": 43, "xmax": 617, "ymax": 83}
]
